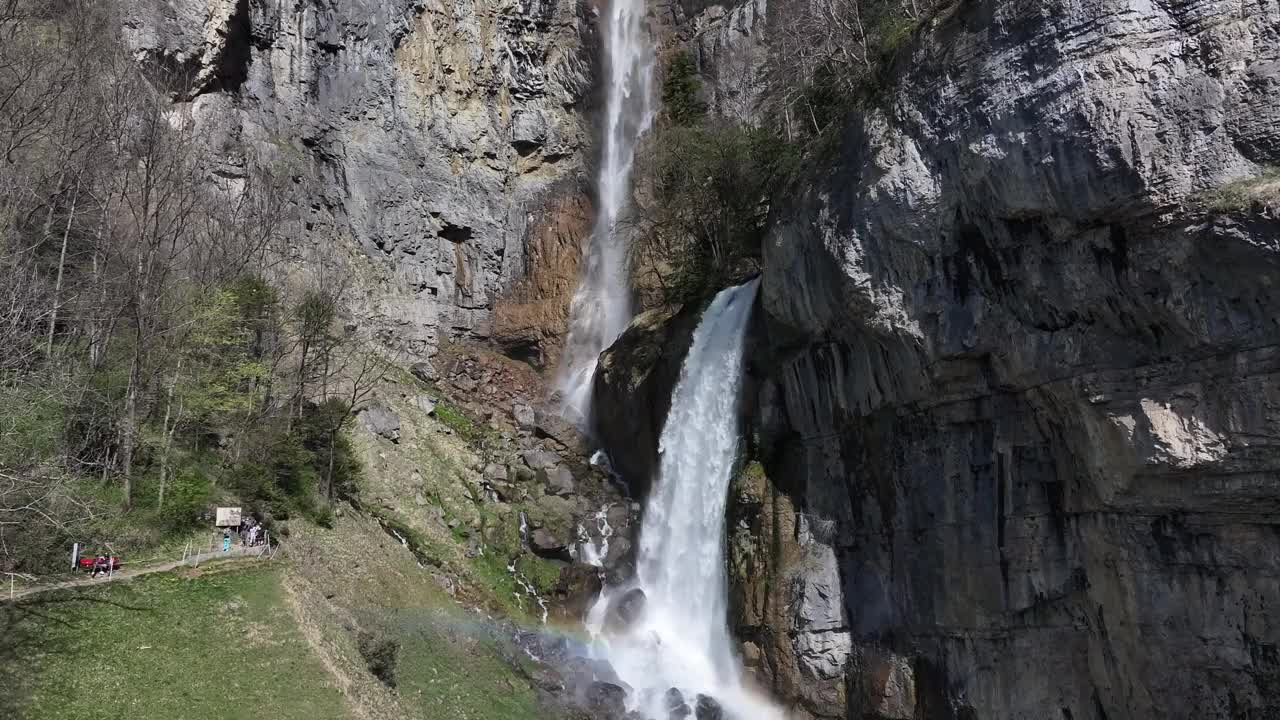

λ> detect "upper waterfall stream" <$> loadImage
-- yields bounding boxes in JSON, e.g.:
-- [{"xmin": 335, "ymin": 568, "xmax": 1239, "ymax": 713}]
[
  {"xmin": 553, "ymin": 0, "xmax": 654, "ymax": 426},
  {"xmin": 587, "ymin": 279, "xmax": 783, "ymax": 720}
]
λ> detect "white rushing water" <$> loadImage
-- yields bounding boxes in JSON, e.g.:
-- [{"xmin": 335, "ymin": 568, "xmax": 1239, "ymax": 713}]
[
  {"xmin": 587, "ymin": 279, "xmax": 783, "ymax": 720},
  {"xmin": 553, "ymin": 0, "xmax": 655, "ymax": 426}
]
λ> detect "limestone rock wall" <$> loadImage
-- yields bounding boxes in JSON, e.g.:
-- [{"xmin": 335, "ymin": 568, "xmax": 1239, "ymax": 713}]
[
  {"xmin": 490, "ymin": 180, "xmax": 593, "ymax": 369},
  {"xmin": 120, "ymin": 0, "xmax": 597, "ymax": 359},
  {"xmin": 737, "ymin": 1, "xmax": 1280, "ymax": 718},
  {"xmin": 595, "ymin": 0, "xmax": 1280, "ymax": 718}
]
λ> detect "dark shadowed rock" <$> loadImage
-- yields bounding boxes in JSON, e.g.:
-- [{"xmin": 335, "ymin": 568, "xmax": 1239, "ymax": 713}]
[
  {"xmin": 583, "ymin": 681, "xmax": 628, "ymax": 720},
  {"xmin": 593, "ymin": 306, "xmax": 703, "ymax": 498},
  {"xmin": 603, "ymin": 536, "xmax": 632, "ymax": 570},
  {"xmin": 666, "ymin": 688, "xmax": 692, "ymax": 719},
  {"xmin": 693, "ymin": 694, "xmax": 722, "ymax": 720},
  {"xmin": 529, "ymin": 527, "xmax": 571, "ymax": 561},
  {"xmin": 533, "ymin": 406, "xmax": 591, "ymax": 454},
  {"xmin": 605, "ymin": 587, "xmax": 646, "ymax": 633},
  {"xmin": 545, "ymin": 465, "xmax": 576, "ymax": 496},
  {"xmin": 551, "ymin": 564, "xmax": 602, "ymax": 624}
]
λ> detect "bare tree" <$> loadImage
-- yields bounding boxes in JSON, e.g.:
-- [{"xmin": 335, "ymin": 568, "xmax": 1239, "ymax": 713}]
[{"xmin": 762, "ymin": 0, "xmax": 933, "ymax": 140}]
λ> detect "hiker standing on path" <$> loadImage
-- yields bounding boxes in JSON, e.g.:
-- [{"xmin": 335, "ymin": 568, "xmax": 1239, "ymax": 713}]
[{"xmin": 222, "ymin": 529, "xmax": 231, "ymax": 552}]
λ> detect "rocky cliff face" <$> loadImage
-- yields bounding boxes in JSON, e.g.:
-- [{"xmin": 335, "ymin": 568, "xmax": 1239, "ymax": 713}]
[
  {"xmin": 116, "ymin": 0, "xmax": 1280, "ymax": 717},
  {"xmin": 604, "ymin": 0, "xmax": 1280, "ymax": 718},
  {"xmin": 752, "ymin": 1, "xmax": 1280, "ymax": 718},
  {"xmin": 120, "ymin": 0, "xmax": 596, "ymax": 361}
]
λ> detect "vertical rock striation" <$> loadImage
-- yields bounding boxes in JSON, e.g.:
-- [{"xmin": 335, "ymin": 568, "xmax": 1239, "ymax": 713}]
[
  {"xmin": 603, "ymin": 0, "xmax": 1280, "ymax": 718},
  {"xmin": 120, "ymin": 0, "xmax": 597, "ymax": 359},
  {"xmin": 741, "ymin": 1, "xmax": 1280, "ymax": 718}
]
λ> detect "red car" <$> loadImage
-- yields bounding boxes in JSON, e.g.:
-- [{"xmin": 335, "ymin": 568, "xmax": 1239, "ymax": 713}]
[{"xmin": 78, "ymin": 556, "xmax": 121, "ymax": 572}]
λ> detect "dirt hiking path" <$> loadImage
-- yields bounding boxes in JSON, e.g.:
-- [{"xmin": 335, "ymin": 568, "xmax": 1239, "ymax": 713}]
[{"xmin": 3, "ymin": 544, "xmax": 270, "ymax": 602}]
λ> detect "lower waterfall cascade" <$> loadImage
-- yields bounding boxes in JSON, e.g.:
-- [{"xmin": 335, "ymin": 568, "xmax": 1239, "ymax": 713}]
[{"xmin": 586, "ymin": 278, "xmax": 783, "ymax": 720}]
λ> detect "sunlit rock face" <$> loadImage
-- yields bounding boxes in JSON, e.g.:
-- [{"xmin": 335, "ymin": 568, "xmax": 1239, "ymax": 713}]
[
  {"xmin": 124, "ymin": 0, "xmax": 1280, "ymax": 716},
  {"xmin": 120, "ymin": 0, "xmax": 597, "ymax": 360}
]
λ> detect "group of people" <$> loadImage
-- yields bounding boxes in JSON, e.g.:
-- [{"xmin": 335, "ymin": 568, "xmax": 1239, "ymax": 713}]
[
  {"xmin": 218, "ymin": 516, "xmax": 267, "ymax": 552},
  {"xmin": 239, "ymin": 517, "xmax": 266, "ymax": 547},
  {"xmin": 90, "ymin": 554, "xmax": 113, "ymax": 578}
]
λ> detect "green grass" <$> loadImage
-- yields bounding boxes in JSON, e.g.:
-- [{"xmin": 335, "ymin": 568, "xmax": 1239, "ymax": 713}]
[
  {"xmin": 378, "ymin": 608, "xmax": 539, "ymax": 720},
  {"xmin": 0, "ymin": 379, "xmax": 65, "ymax": 467},
  {"xmin": 468, "ymin": 552, "xmax": 524, "ymax": 617},
  {"xmin": 286, "ymin": 516, "xmax": 549, "ymax": 720},
  {"xmin": 366, "ymin": 506, "xmax": 450, "ymax": 571},
  {"xmin": 432, "ymin": 401, "xmax": 496, "ymax": 450},
  {"xmin": 1200, "ymin": 166, "xmax": 1280, "ymax": 211},
  {"xmin": 3, "ymin": 565, "xmax": 347, "ymax": 720},
  {"xmin": 515, "ymin": 555, "xmax": 563, "ymax": 596},
  {"xmin": 743, "ymin": 460, "xmax": 767, "ymax": 482}
]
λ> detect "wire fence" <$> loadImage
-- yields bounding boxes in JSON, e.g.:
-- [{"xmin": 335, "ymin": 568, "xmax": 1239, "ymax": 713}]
[{"xmin": 4, "ymin": 530, "xmax": 280, "ymax": 602}]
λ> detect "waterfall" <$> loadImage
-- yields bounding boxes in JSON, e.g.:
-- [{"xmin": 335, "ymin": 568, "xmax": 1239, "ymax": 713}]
[
  {"xmin": 588, "ymin": 279, "xmax": 783, "ymax": 720},
  {"xmin": 553, "ymin": 0, "xmax": 655, "ymax": 427}
]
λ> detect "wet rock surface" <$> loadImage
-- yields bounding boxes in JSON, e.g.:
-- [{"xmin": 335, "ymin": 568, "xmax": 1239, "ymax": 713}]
[
  {"xmin": 594, "ymin": 305, "xmax": 705, "ymax": 495},
  {"xmin": 693, "ymin": 694, "xmax": 723, "ymax": 720},
  {"xmin": 665, "ymin": 688, "xmax": 692, "ymax": 719},
  {"xmin": 604, "ymin": 587, "xmax": 647, "ymax": 634},
  {"xmin": 584, "ymin": 681, "xmax": 629, "ymax": 719}
]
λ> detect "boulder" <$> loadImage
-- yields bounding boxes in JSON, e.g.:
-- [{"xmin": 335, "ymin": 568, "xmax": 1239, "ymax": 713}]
[
  {"xmin": 529, "ymin": 664, "xmax": 565, "ymax": 692},
  {"xmin": 666, "ymin": 688, "xmax": 692, "ymax": 719},
  {"xmin": 603, "ymin": 536, "xmax": 632, "ymax": 570},
  {"xmin": 605, "ymin": 587, "xmax": 646, "ymax": 633},
  {"xmin": 414, "ymin": 394, "xmax": 437, "ymax": 415},
  {"xmin": 533, "ymin": 407, "xmax": 591, "ymax": 454},
  {"xmin": 522, "ymin": 449, "xmax": 561, "ymax": 471},
  {"xmin": 489, "ymin": 480, "xmax": 521, "ymax": 502},
  {"xmin": 551, "ymin": 564, "xmax": 603, "ymax": 624},
  {"xmin": 561, "ymin": 655, "xmax": 621, "ymax": 695},
  {"xmin": 694, "ymin": 694, "xmax": 723, "ymax": 720},
  {"xmin": 545, "ymin": 465, "xmax": 576, "ymax": 496},
  {"xmin": 606, "ymin": 503, "xmax": 633, "ymax": 531},
  {"xmin": 358, "ymin": 403, "xmax": 401, "ymax": 442},
  {"xmin": 512, "ymin": 401, "xmax": 537, "ymax": 430},
  {"xmin": 583, "ymin": 681, "xmax": 628, "ymax": 720},
  {"xmin": 510, "ymin": 109, "xmax": 547, "ymax": 153},
  {"xmin": 410, "ymin": 361, "xmax": 438, "ymax": 384},
  {"xmin": 529, "ymin": 527, "xmax": 570, "ymax": 560}
]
